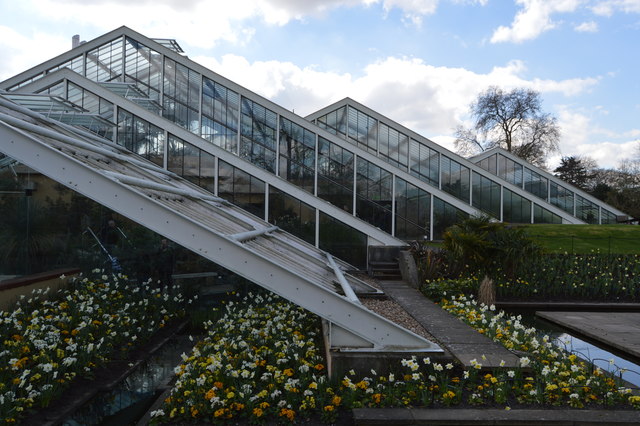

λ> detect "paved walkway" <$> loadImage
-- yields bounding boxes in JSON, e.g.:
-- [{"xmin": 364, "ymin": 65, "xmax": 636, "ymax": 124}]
[
  {"xmin": 537, "ymin": 311, "xmax": 640, "ymax": 360},
  {"xmin": 379, "ymin": 281, "xmax": 520, "ymax": 369}
]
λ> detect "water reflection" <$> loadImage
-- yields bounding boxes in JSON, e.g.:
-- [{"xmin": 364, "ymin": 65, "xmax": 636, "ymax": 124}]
[{"xmin": 552, "ymin": 332, "xmax": 640, "ymax": 388}]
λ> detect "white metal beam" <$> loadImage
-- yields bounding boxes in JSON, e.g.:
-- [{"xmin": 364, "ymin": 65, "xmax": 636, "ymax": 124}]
[{"xmin": 0, "ymin": 113, "xmax": 442, "ymax": 352}]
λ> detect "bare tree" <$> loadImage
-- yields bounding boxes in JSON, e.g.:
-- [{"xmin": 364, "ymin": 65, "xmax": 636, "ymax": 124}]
[{"xmin": 455, "ymin": 86, "xmax": 560, "ymax": 168}]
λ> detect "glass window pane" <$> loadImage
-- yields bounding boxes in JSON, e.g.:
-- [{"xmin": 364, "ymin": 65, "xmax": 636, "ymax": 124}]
[
  {"xmin": 503, "ymin": 188, "xmax": 532, "ymax": 223},
  {"xmin": 218, "ymin": 159, "xmax": 265, "ymax": 218},
  {"xmin": 432, "ymin": 197, "xmax": 467, "ymax": 239},
  {"xmin": 441, "ymin": 156, "xmax": 470, "ymax": 203},
  {"xmin": 268, "ymin": 187, "xmax": 316, "ymax": 244},
  {"xmin": 472, "ymin": 172, "xmax": 500, "ymax": 219},
  {"xmin": 355, "ymin": 157, "xmax": 392, "ymax": 233},
  {"xmin": 319, "ymin": 212, "xmax": 367, "ymax": 269},
  {"xmin": 524, "ymin": 168, "xmax": 548, "ymax": 200},
  {"xmin": 395, "ymin": 177, "xmax": 430, "ymax": 240}
]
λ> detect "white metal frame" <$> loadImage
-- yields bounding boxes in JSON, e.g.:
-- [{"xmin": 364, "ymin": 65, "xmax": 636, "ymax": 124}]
[{"xmin": 0, "ymin": 98, "xmax": 442, "ymax": 353}]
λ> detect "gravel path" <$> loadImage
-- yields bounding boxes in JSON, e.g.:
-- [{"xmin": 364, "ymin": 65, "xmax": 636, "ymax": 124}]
[{"xmin": 361, "ymin": 297, "xmax": 435, "ymax": 341}]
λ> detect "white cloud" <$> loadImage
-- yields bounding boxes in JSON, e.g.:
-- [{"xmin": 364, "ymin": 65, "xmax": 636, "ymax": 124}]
[
  {"xmin": 574, "ymin": 20, "xmax": 598, "ymax": 32},
  {"xmin": 0, "ymin": 26, "xmax": 69, "ymax": 81},
  {"xmin": 591, "ymin": 0, "xmax": 640, "ymax": 17},
  {"xmin": 555, "ymin": 105, "xmax": 640, "ymax": 168},
  {"xmin": 491, "ymin": 0, "xmax": 583, "ymax": 43},
  {"xmin": 196, "ymin": 53, "xmax": 599, "ymax": 139}
]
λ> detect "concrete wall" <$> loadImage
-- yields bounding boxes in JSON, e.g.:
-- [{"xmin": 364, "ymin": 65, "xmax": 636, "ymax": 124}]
[{"xmin": 0, "ymin": 268, "xmax": 80, "ymax": 311}]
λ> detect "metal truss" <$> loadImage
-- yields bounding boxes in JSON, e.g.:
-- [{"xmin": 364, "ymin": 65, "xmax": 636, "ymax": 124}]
[{"xmin": 0, "ymin": 95, "xmax": 442, "ymax": 353}]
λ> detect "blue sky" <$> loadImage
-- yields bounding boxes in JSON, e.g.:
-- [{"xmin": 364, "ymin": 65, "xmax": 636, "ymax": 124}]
[{"xmin": 1, "ymin": 0, "xmax": 639, "ymax": 168}]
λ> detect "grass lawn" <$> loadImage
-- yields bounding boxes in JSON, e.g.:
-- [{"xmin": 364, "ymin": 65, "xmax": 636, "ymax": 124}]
[{"xmin": 519, "ymin": 224, "xmax": 640, "ymax": 254}]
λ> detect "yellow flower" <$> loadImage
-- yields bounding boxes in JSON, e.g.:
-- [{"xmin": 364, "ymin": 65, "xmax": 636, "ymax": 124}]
[{"xmin": 323, "ymin": 405, "xmax": 334, "ymax": 412}]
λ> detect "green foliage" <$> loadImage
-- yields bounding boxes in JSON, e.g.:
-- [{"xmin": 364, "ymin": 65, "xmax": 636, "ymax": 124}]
[
  {"xmin": 442, "ymin": 216, "xmax": 542, "ymax": 279},
  {"xmin": 421, "ymin": 277, "xmax": 479, "ymax": 302}
]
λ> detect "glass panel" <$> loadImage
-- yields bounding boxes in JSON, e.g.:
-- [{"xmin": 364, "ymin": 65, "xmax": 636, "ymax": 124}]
[
  {"xmin": 240, "ymin": 98, "xmax": 277, "ymax": 172},
  {"xmin": 86, "ymin": 38, "xmax": 123, "ymax": 83},
  {"xmin": 218, "ymin": 160, "xmax": 265, "ymax": 218},
  {"xmin": 167, "ymin": 135, "xmax": 184, "ymax": 175},
  {"xmin": 395, "ymin": 177, "xmax": 430, "ymax": 240},
  {"xmin": 347, "ymin": 106, "xmax": 377, "ymax": 153},
  {"xmin": 316, "ymin": 105, "xmax": 347, "ymax": 138},
  {"xmin": 319, "ymin": 212, "xmax": 367, "ymax": 269},
  {"xmin": 378, "ymin": 122, "xmax": 408, "ymax": 169},
  {"xmin": 471, "ymin": 172, "xmax": 501, "ymax": 219},
  {"xmin": 409, "ymin": 139, "xmax": 439, "ymax": 187},
  {"xmin": 549, "ymin": 181, "xmax": 574, "ymax": 215},
  {"xmin": 124, "ymin": 37, "xmax": 162, "ymax": 102},
  {"xmin": 268, "ymin": 187, "xmax": 316, "ymax": 244},
  {"xmin": 503, "ymin": 188, "xmax": 532, "ymax": 223},
  {"xmin": 524, "ymin": 167, "xmax": 548, "ymax": 200},
  {"xmin": 497, "ymin": 154, "xmax": 523, "ymax": 187},
  {"xmin": 279, "ymin": 117, "xmax": 316, "ymax": 193},
  {"xmin": 576, "ymin": 195, "xmax": 599, "ymax": 224},
  {"xmin": 117, "ymin": 109, "xmax": 164, "ymax": 166},
  {"xmin": 477, "ymin": 154, "xmax": 497, "ymax": 175},
  {"xmin": 317, "ymin": 136, "xmax": 354, "ymax": 213},
  {"xmin": 163, "ymin": 57, "xmax": 200, "ymax": 133},
  {"xmin": 534, "ymin": 204, "xmax": 562, "ymax": 224},
  {"xmin": 201, "ymin": 77, "xmax": 239, "ymax": 153},
  {"xmin": 166, "ymin": 134, "xmax": 215, "ymax": 193},
  {"xmin": 601, "ymin": 208, "xmax": 618, "ymax": 224},
  {"xmin": 432, "ymin": 197, "xmax": 467, "ymax": 240},
  {"xmin": 441, "ymin": 156, "xmax": 470, "ymax": 203},
  {"xmin": 182, "ymin": 142, "xmax": 200, "ymax": 185},
  {"xmin": 355, "ymin": 157, "xmax": 392, "ymax": 233}
]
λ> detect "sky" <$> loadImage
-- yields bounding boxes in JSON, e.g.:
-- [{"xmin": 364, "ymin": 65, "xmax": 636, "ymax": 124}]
[{"xmin": 0, "ymin": 0, "xmax": 639, "ymax": 169}]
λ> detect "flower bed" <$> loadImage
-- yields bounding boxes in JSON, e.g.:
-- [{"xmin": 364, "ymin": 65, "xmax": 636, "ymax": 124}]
[
  {"xmin": 439, "ymin": 294, "xmax": 639, "ymax": 408},
  {"xmin": 152, "ymin": 291, "xmax": 640, "ymax": 424},
  {"xmin": 0, "ymin": 270, "xmax": 189, "ymax": 424}
]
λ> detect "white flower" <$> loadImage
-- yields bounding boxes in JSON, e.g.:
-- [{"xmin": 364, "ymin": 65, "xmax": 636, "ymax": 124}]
[
  {"xmin": 150, "ymin": 409, "xmax": 165, "ymax": 418},
  {"xmin": 520, "ymin": 357, "xmax": 531, "ymax": 368}
]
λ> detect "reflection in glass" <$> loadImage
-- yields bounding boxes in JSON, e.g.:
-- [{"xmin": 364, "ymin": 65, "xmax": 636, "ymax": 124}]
[
  {"xmin": 319, "ymin": 212, "xmax": 367, "ymax": 269},
  {"xmin": 317, "ymin": 137, "xmax": 354, "ymax": 213},
  {"xmin": 218, "ymin": 160, "xmax": 265, "ymax": 218},
  {"xmin": 279, "ymin": 117, "xmax": 316, "ymax": 193},
  {"xmin": 117, "ymin": 109, "xmax": 164, "ymax": 166},
  {"xmin": 356, "ymin": 158, "xmax": 392, "ymax": 233},
  {"xmin": 395, "ymin": 178, "xmax": 430, "ymax": 240},
  {"xmin": 441, "ymin": 156, "xmax": 470, "ymax": 203},
  {"xmin": 347, "ymin": 106, "xmax": 378, "ymax": 153},
  {"xmin": 498, "ymin": 154, "xmax": 523, "ymax": 187},
  {"xmin": 166, "ymin": 135, "xmax": 215, "ymax": 193},
  {"xmin": 201, "ymin": 77, "xmax": 239, "ymax": 153},
  {"xmin": 550, "ymin": 181, "xmax": 574, "ymax": 215},
  {"xmin": 240, "ymin": 98, "xmax": 277, "ymax": 172},
  {"xmin": 409, "ymin": 139, "xmax": 439, "ymax": 187},
  {"xmin": 268, "ymin": 187, "xmax": 315, "ymax": 244},
  {"xmin": 378, "ymin": 122, "xmax": 408, "ymax": 169},
  {"xmin": 316, "ymin": 105, "xmax": 347, "ymax": 138},
  {"xmin": 576, "ymin": 195, "xmax": 599, "ymax": 224},
  {"xmin": 472, "ymin": 172, "xmax": 500, "ymax": 219},
  {"xmin": 533, "ymin": 204, "xmax": 562, "ymax": 224},
  {"xmin": 432, "ymin": 197, "xmax": 467, "ymax": 240},
  {"xmin": 524, "ymin": 168, "xmax": 548, "ymax": 200},
  {"xmin": 503, "ymin": 188, "xmax": 531, "ymax": 223}
]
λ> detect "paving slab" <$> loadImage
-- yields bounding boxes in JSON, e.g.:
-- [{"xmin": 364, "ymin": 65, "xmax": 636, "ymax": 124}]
[
  {"xmin": 378, "ymin": 281, "xmax": 520, "ymax": 369},
  {"xmin": 537, "ymin": 311, "xmax": 640, "ymax": 360},
  {"xmin": 354, "ymin": 408, "xmax": 640, "ymax": 425}
]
